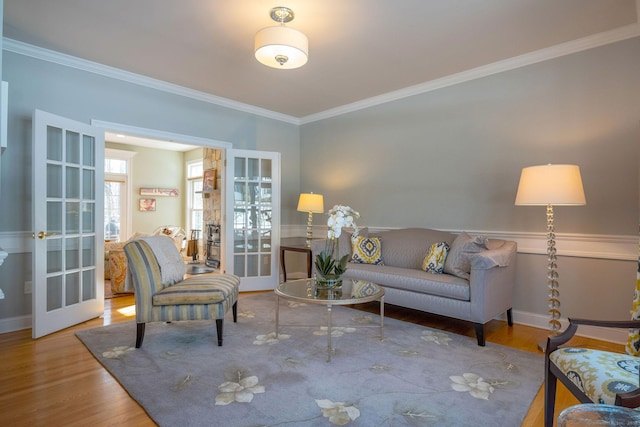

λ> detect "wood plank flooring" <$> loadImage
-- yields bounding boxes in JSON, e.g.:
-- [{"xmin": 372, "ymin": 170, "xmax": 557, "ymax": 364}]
[{"xmin": 0, "ymin": 292, "xmax": 622, "ymax": 426}]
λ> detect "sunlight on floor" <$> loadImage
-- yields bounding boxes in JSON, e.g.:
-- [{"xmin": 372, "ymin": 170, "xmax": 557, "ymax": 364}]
[{"xmin": 117, "ymin": 305, "xmax": 136, "ymax": 316}]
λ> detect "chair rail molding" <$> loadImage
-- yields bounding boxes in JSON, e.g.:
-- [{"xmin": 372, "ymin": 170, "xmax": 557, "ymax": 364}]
[
  {"xmin": 0, "ymin": 227, "xmax": 635, "ymax": 340},
  {"xmin": 491, "ymin": 230, "xmax": 637, "ymax": 261},
  {"xmin": 364, "ymin": 228, "xmax": 637, "ymax": 261},
  {"xmin": 0, "ymin": 231, "xmax": 32, "ymax": 254},
  {"xmin": 1, "ymin": 229, "xmax": 636, "ymax": 261},
  {"xmin": 0, "ymin": 248, "xmax": 6, "ymax": 299}
]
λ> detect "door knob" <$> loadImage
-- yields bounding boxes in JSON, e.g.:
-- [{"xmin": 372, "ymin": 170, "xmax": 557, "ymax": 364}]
[{"xmin": 36, "ymin": 231, "xmax": 52, "ymax": 239}]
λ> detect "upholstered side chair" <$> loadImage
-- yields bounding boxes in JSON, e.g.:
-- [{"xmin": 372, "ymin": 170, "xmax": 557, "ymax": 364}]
[
  {"xmin": 544, "ymin": 318, "xmax": 640, "ymax": 427},
  {"xmin": 124, "ymin": 239, "xmax": 240, "ymax": 348}
]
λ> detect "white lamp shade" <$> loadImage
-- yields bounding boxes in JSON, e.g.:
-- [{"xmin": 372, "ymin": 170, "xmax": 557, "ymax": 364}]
[
  {"xmin": 297, "ymin": 193, "xmax": 324, "ymax": 213},
  {"xmin": 515, "ymin": 164, "xmax": 586, "ymax": 206},
  {"xmin": 255, "ymin": 26, "xmax": 308, "ymax": 69}
]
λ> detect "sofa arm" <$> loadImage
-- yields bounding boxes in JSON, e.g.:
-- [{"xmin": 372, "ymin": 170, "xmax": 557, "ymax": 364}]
[
  {"xmin": 468, "ymin": 241, "xmax": 517, "ymax": 323},
  {"xmin": 469, "ymin": 241, "xmax": 517, "ymax": 270}
]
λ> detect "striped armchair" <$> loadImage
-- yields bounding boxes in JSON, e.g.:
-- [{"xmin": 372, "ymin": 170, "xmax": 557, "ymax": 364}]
[{"xmin": 124, "ymin": 239, "xmax": 240, "ymax": 348}]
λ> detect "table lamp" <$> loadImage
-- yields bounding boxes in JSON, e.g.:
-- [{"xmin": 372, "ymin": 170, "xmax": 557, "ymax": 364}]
[
  {"xmin": 515, "ymin": 164, "xmax": 586, "ymax": 350},
  {"xmin": 297, "ymin": 193, "xmax": 324, "ymax": 247}
]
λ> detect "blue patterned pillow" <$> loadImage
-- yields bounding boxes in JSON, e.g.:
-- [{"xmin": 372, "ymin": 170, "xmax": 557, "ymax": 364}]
[
  {"xmin": 351, "ymin": 236, "xmax": 384, "ymax": 265},
  {"xmin": 422, "ymin": 242, "xmax": 450, "ymax": 274}
]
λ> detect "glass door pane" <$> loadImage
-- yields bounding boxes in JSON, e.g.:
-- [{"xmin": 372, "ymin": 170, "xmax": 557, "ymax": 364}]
[
  {"xmin": 32, "ymin": 109, "xmax": 104, "ymax": 339},
  {"xmin": 226, "ymin": 149, "xmax": 280, "ymax": 291}
]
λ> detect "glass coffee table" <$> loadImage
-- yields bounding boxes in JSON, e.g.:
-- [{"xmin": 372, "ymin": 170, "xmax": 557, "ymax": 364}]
[{"xmin": 275, "ymin": 278, "xmax": 385, "ymax": 362}]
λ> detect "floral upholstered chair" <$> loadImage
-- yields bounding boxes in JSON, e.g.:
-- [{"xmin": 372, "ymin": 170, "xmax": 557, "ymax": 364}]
[
  {"xmin": 545, "ymin": 241, "xmax": 640, "ymax": 426},
  {"xmin": 544, "ymin": 319, "xmax": 640, "ymax": 426},
  {"xmin": 108, "ymin": 249, "xmax": 129, "ymax": 293},
  {"xmin": 105, "ymin": 226, "xmax": 187, "ymax": 288},
  {"xmin": 124, "ymin": 237, "xmax": 240, "ymax": 348}
]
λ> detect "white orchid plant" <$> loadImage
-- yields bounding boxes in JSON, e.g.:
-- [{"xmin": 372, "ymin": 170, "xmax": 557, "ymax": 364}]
[
  {"xmin": 326, "ymin": 205, "xmax": 360, "ymax": 240},
  {"xmin": 315, "ymin": 205, "xmax": 360, "ymax": 278}
]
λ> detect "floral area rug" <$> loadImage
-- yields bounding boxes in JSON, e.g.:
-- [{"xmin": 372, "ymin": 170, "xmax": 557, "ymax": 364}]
[{"xmin": 76, "ymin": 292, "xmax": 543, "ymax": 426}]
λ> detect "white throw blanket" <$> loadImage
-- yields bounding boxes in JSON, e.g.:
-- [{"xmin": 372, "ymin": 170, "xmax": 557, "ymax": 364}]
[{"xmin": 139, "ymin": 235, "xmax": 186, "ymax": 285}]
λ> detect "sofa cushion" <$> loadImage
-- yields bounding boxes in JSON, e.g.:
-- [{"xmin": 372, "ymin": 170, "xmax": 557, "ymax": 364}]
[
  {"xmin": 469, "ymin": 241, "xmax": 514, "ymax": 269},
  {"xmin": 152, "ymin": 275, "xmax": 238, "ymax": 306},
  {"xmin": 444, "ymin": 232, "xmax": 488, "ymax": 280},
  {"xmin": 337, "ymin": 227, "xmax": 368, "ymax": 260},
  {"xmin": 344, "ymin": 263, "xmax": 470, "ymax": 301},
  {"xmin": 421, "ymin": 242, "xmax": 450, "ymax": 274},
  {"xmin": 351, "ymin": 236, "xmax": 384, "ymax": 265},
  {"xmin": 369, "ymin": 228, "xmax": 456, "ymax": 269}
]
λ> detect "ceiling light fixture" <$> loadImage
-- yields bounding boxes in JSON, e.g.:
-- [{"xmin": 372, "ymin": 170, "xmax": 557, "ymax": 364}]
[{"xmin": 254, "ymin": 6, "xmax": 308, "ymax": 69}]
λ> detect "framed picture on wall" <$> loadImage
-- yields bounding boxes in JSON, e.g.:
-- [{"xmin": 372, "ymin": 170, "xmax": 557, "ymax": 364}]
[
  {"xmin": 139, "ymin": 188, "xmax": 179, "ymax": 197},
  {"xmin": 203, "ymin": 169, "xmax": 216, "ymax": 192},
  {"xmin": 139, "ymin": 198, "xmax": 156, "ymax": 212}
]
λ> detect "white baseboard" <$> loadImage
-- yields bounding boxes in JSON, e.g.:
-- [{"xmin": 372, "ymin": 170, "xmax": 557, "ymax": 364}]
[
  {"xmin": 0, "ymin": 315, "xmax": 31, "ymax": 334},
  {"xmin": 511, "ymin": 309, "xmax": 628, "ymax": 345},
  {"xmin": 0, "ymin": 304, "xmax": 628, "ymax": 345},
  {"xmin": 0, "ymin": 226, "xmax": 635, "ymax": 342}
]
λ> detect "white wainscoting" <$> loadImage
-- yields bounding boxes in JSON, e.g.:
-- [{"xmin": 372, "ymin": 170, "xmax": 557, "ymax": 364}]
[
  {"xmin": 2, "ymin": 228, "xmax": 635, "ymax": 259},
  {"xmin": 0, "ymin": 228, "xmax": 636, "ymax": 341},
  {"xmin": 0, "ymin": 315, "xmax": 31, "ymax": 333}
]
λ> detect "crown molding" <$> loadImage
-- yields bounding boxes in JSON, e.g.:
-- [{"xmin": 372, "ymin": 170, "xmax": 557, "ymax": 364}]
[
  {"xmin": 2, "ymin": 38, "xmax": 301, "ymax": 126},
  {"xmin": 3, "ymin": 22, "xmax": 639, "ymax": 128},
  {"xmin": 299, "ymin": 23, "xmax": 640, "ymax": 124}
]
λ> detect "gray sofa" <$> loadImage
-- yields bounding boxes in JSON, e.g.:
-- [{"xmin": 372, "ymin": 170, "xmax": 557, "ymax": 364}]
[{"xmin": 311, "ymin": 228, "xmax": 517, "ymax": 346}]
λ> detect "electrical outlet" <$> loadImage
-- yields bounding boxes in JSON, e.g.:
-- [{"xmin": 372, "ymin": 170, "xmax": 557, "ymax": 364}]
[{"xmin": 24, "ymin": 281, "xmax": 32, "ymax": 294}]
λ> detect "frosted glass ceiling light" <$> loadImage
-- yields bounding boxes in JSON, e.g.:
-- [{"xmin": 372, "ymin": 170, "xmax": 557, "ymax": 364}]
[{"xmin": 255, "ymin": 7, "xmax": 308, "ymax": 69}]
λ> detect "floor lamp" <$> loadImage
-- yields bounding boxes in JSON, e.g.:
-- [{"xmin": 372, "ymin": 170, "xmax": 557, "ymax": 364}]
[
  {"xmin": 297, "ymin": 193, "xmax": 324, "ymax": 247},
  {"xmin": 515, "ymin": 164, "xmax": 586, "ymax": 351}
]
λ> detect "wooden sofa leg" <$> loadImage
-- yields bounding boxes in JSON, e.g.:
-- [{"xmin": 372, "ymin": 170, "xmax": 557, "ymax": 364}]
[
  {"xmin": 507, "ymin": 308, "xmax": 513, "ymax": 326},
  {"xmin": 474, "ymin": 323, "xmax": 486, "ymax": 346},
  {"xmin": 216, "ymin": 318, "xmax": 224, "ymax": 346},
  {"xmin": 233, "ymin": 301, "xmax": 238, "ymax": 323},
  {"xmin": 135, "ymin": 323, "xmax": 146, "ymax": 348}
]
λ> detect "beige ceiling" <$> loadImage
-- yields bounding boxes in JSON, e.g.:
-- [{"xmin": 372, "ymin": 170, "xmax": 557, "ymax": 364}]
[{"xmin": 3, "ymin": 0, "xmax": 639, "ymax": 120}]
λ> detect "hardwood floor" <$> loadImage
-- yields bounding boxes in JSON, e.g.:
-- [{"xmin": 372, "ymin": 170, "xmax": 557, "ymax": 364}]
[{"xmin": 0, "ymin": 293, "xmax": 622, "ymax": 426}]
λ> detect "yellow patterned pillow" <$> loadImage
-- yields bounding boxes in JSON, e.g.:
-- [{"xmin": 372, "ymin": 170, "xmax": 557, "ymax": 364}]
[
  {"xmin": 422, "ymin": 242, "xmax": 450, "ymax": 274},
  {"xmin": 351, "ymin": 236, "xmax": 384, "ymax": 265}
]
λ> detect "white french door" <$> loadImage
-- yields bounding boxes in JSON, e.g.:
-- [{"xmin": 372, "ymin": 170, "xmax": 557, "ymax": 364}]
[
  {"xmin": 32, "ymin": 110, "xmax": 104, "ymax": 338},
  {"xmin": 225, "ymin": 149, "xmax": 280, "ymax": 291}
]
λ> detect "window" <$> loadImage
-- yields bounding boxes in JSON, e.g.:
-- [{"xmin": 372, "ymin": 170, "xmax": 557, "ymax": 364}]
[
  {"xmin": 187, "ymin": 160, "xmax": 204, "ymax": 235},
  {"xmin": 104, "ymin": 149, "xmax": 135, "ymax": 241},
  {"xmin": 104, "ymin": 179, "xmax": 124, "ymax": 240}
]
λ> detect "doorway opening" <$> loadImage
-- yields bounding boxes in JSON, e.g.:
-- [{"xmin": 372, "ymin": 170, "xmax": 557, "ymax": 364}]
[{"xmin": 95, "ymin": 124, "xmax": 231, "ymax": 298}]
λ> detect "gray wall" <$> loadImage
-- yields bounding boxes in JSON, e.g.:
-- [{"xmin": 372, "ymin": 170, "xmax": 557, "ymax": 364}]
[
  {"xmin": 300, "ymin": 38, "xmax": 639, "ymax": 236},
  {"xmin": 300, "ymin": 37, "xmax": 640, "ymax": 321},
  {"xmin": 0, "ymin": 52, "xmax": 301, "ymax": 233},
  {"xmin": 0, "ymin": 51, "xmax": 300, "ymax": 320}
]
